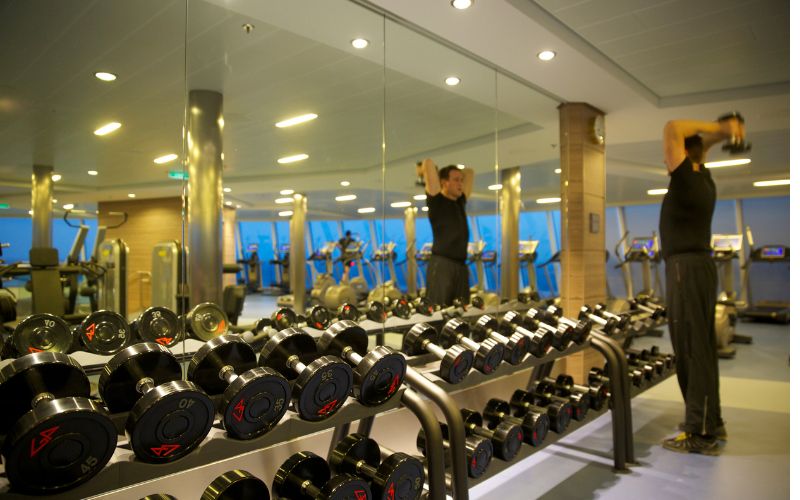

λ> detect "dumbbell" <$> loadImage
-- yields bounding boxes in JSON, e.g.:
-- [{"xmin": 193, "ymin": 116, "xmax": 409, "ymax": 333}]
[
  {"xmin": 12, "ymin": 313, "xmax": 74, "ymax": 355},
  {"xmin": 388, "ymin": 297, "xmax": 412, "ymax": 320},
  {"xmin": 461, "ymin": 408, "xmax": 524, "ymax": 461},
  {"xmin": 402, "ymin": 323, "xmax": 474, "ymax": 384},
  {"xmin": 318, "ymin": 320, "xmax": 406, "ymax": 406},
  {"xmin": 185, "ymin": 302, "xmax": 229, "ymax": 341},
  {"xmin": 417, "ymin": 423, "xmax": 492, "ymax": 478},
  {"xmin": 592, "ymin": 304, "xmax": 630, "ymax": 331},
  {"xmin": 439, "ymin": 318, "xmax": 504, "ymax": 374},
  {"xmin": 272, "ymin": 307, "xmax": 299, "ymax": 329},
  {"xmin": 628, "ymin": 298, "xmax": 666, "ymax": 321},
  {"xmin": 587, "ymin": 367, "xmax": 611, "ymax": 393},
  {"xmin": 718, "ymin": 111, "xmax": 751, "ymax": 154},
  {"xmin": 579, "ymin": 305, "xmax": 618, "ymax": 334},
  {"xmin": 522, "ymin": 308, "xmax": 573, "ymax": 351},
  {"xmin": 482, "ymin": 398, "xmax": 549, "ymax": 447},
  {"xmin": 202, "ymin": 470, "xmax": 270, "ymax": 500},
  {"xmin": 626, "ymin": 348, "xmax": 665, "ymax": 375},
  {"xmin": 498, "ymin": 311, "xmax": 552, "ymax": 357},
  {"xmin": 471, "ymin": 315, "xmax": 529, "ymax": 365},
  {"xmin": 593, "ymin": 363, "xmax": 643, "ymax": 387},
  {"xmin": 362, "ymin": 300, "xmax": 388, "ymax": 323},
  {"xmin": 338, "ymin": 302, "xmax": 361, "ymax": 321},
  {"xmin": 412, "ymin": 296, "xmax": 435, "ymax": 316},
  {"xmin": 647, "ymin": 345, "xmax": 674, "ymax": 369},
  {"xmin": 258, "ymin": 328, "xmax": 353, "ymax": 420},
  {"xmin": 330, "ymin": 433, "xmax": 425, "ymax": 500},
  {"xmin": 303, "ymin": 305, "xmax": 331, "ymax": 330},
  {"xmin": 533, "ymin": 379, "xmax": 589, "ymax": 421},
  {"xmin": 625, "ymin": 354, "xmax": 658, "ymax": 379},
  {"xmin": 273, "ymin": 451, "xmax": 372, "ymax": 500},
  {"xmin": 541, "ymin": 375, "xmax": 603, "ymax": 413},
  {"xmin": 552, "ymin": 373, "xmax": 608, "ymax": 411},
  {"xmin": 98, "ymin": 342, "xmax": 215, "ymax": 462},
  {"xmin": 132, "ymin": 306, "xmax": 183, "ymax": 347},
  {"xmin": 0, "ymin": 352, "xmax": 117, "ymax": 493},
  {"xmin": 188, "ymin": 335, "xmax": 290, "ymax": 439},
  {"xmin": 510, "ymin": 387, "xmax": 572, "ymax": 432},
  {"xmin": 73, "ymin": 309, "xmax": 133, "ymax": 355}
]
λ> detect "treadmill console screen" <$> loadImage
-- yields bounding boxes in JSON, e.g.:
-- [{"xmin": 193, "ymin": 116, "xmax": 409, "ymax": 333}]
[
  {"xmin": 519, "ymin": 240, "xmax": 539, "ymax": 256},
  {"xmin": 760, "ymin": 246, "xmax": 785, "ymax": 259},
  {"xmin": 630, "ymin": 237, "xmax": 657, "ymax": 259},
  {"xmin": 710, "ymin": 234, "xmax": 742, "ymax": 252}
]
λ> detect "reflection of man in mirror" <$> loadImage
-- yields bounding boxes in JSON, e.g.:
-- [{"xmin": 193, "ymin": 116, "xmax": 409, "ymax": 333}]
[
  {"xmin": 416, "ymin": 158, "xmax": 474, "ymax": 306},
  {"xmin": 338, "ymin": 230, "xmax": 355, "ymax": 280}
]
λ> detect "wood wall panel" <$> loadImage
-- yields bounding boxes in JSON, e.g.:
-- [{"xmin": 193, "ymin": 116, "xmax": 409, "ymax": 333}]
[{"xmin": 99, "ymin": 197, "xmax": 182, "ymax": 316}]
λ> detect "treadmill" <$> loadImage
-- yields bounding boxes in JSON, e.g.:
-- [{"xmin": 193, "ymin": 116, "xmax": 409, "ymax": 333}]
[{"xmin": 739, "ymin": 227, "xmax": 790, "ymax": 323}]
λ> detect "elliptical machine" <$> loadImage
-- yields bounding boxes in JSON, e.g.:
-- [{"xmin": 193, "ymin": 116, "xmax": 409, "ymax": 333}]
[
  {"xmin": 518, "ymin": 240, "xmax": 541, "ymax": 302},
  {"xmin": 366, "ymin": 242, "xmax": 403, "ymax": 304},
  {"xmin": 711, "ymin": 234, "xmax": 753, "ymax": 358},
  {"xmin": 467, "ymin": 240, "xmax": 499, "ymax": 307},
  {"xmin": 306, "ymin": 242, "xmax": 338, "ymax": 307}
]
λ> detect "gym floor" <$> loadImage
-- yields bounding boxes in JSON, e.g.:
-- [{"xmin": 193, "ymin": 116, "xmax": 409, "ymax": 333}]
[{"xmin": 240, "ymin": 295, "xmax": 790, "ymax": 499}]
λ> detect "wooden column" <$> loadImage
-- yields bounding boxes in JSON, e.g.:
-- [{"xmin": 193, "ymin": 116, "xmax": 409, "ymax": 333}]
[
  {"xmin": 222, "ymin": 206, "xmax": 237, "ymax": 288},
  {"xmin": 559, "ymin": 102, "xmax": 607, "ymax": 381}
]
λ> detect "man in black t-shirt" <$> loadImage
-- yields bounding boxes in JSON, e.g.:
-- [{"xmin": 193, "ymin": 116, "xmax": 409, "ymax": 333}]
[
  {"xmin": 416, "ymin": 158, "xmax": 474, "ymax": 306},
  {"xmin": 659, "ymin": 115, "xmax": 744, "ymax": 456}
]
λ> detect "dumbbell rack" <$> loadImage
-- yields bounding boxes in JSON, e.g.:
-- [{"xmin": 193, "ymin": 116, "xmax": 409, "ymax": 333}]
[{"xmin": 0, "ymin": 301, "xmax": 663, "ymax": 499}]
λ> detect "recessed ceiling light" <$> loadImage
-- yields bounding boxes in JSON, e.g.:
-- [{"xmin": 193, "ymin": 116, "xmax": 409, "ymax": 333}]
[
  {"xmin": 554, "ymin": 168, "xmax": 562, "ymax": 174},
  {"xmin": 335, "ymin": 194, "xmax": 357, "ymax": 202},
  {"xmin": 221, "ymin": 153, "xmax": 224, "ymax": 161},
  {"xmin": 94, "ymin": 71, "xmax": 117, "ymax": 82},
  {"xmin": 225, "ymin": 201, "xmax": 233, "ymax": 206},
  {"xmin": 127, "ymin": 193, "xmax": 136, "ymax": 198},
  {"xmin": 275, "ymin": 197, "xmax": 294, "ymax": 204},
  {"xmin": 223, "ymin": 187, "xmax": 232, "ymax": 193},
  {"xmin": 413, "ymin": 194, "xmax": 426, "ymax": 201},
  {"xmin": 28, "ymin": 210, "xmax": 32, "ymax": 215},
  {"xmin": 277, "ymin": 153, "xmax": 309, "ymax": 164},
  {"xmin": 488, "ymin": 184, "xmax": 502, "ymax": 191},
  {"xmin": 647, "ymin": 188, "xmax": 668, "ymax": 195},
  {"xmin": 351, "ymin": 38, "xmax": 369, "ymax": 49},
  {"xmin": 358, "ymin": 207, "xmax": 376, "ymax": 214},
  {"xmin": 52, "ymin": 199, "xmax": 58, "ymax": 203},
  {"xmin": 538, "ymin": 50, "xmax": 556, "ymax": 61},
  {"xmin": 536, "ymin": 197, "xmax": 561, "ymax": 204},
  {"xmin": 451, "ymin": 0, "xmax": 473, "ymax": 9},
  {"xmin": 753, "ymin": 179, "xmax": 789, "ymax": 187},
  {"xmin": 278, "ymin": 210, "xmax": 293, "ymax": 217},
  {"xmin": 94, "ymin": 122, "xmax": 121, "ymax": 136},
  {"xmin": 275, "ymin": 113, "xmax": 318, "ymax": 128},
  {"xmin": 705, "ymin": 158, "xmax": 751, "ymax": 168},
  {"xmin": 422, "ymin": 206, "xmax": 429, "ymax": 212},
  {"xmin": 391, "ymin": 201, "xmax": 412, "ymax": 208},
  {"xmin": 280, "ymin": 189, "xmax": 295, "ymax": 195},
  {"xmin": 87, "ymin": 170, "xmax": 98, "ymax": 176},
  {"xmin": 456, "ymin": 164, "xmax": 465, "ymax": 169},
  {"xmin": 51, "ymin": 174, "xmax": 62, "ymax": 182},
  {"xmin": 63, "ymin": 203, "xmax": 74, "ymax": 210},
  {"xmin": 235, "ymin": 204, "xmax": 241, "ymax": 208},
  {"xmin": 340, "ymin": 181, "xmax": 351, "ymax": 187},
  {"xmin": 154, "ymin": 153, "xmax": 178, "ymax": 164},
  {"xmin": 445, "ymin": 76, "xmax": 461, "ymax": 86}
]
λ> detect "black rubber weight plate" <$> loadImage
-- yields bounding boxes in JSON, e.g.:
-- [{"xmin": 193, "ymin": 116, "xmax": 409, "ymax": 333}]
[{"xmin": 220, "ymin": 367, "xmax": 290, "ymax": 440}]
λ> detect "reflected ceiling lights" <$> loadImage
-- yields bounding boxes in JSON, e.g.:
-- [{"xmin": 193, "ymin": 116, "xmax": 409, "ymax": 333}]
[
  {"xmin": 451, "ymin": 0, "xmax": 473, "ymax": 9},
  {"xmin": 223, "ymin": 187, "xmax": 232, "ymax": 193},
  {"xmin": 705, "ymin": 158, "xmax": 751, "ymax": 168},
  {"xmin": 128, "ymin": 193, "xmax": 136, "ymax": 198},
  {"xmin": 538, "ymin": 50, "xmax": 556, "ymax": 61},
  {"xmin": 351, "ymin": 38, "xmax": 369, "ymax": 49},
  {"xmin": 51, "ymin": 174, "xmax": 62, "ymax": 182},
  {"xmin": 358, "ymin": 207, "xmax": 376, "ymax": 214},
  {"xmin": 340, "ymin": 181, "xmax": 351, "ymax": 187},
  {"xmin": 275, "ymin": 197, "xmax": 294, "ymax": 204},
  {"xmin": 413, "ymin": 194, "xmax": 426, "ymax": 200},
  {"xmin": 487, "ymin": 184, "xmax": 502, "ymax": 191},
  {"xmin": 456, "ymin": 164, "xmax": 465, "ymax": 169},
  {"xmin": 275, "ymin": 113, "xmax": 318, "ymax": 128},
  {"xmin": 647, "ymin": 188, "xmax": 668, "ymax": 195},
  {"xmin": 63, "ymin": 203, "xmax": 74, "ymax": 210},
  {"xmin": 94, "ymin": 122, "xmax": 121, "ymax": 136},
  {"xmin": 422, "ymin": 206, "xmax": 429, "ymax": 212},
  {"xmin": 536, "ymin": 197, "xmax": 561, "ymax": 204},
  {"xmin": 280, "ymin": 189, "xmax": 295, "ymax": 195},
  {"xmin": 94, "ymin": 71, "xmax": 117, "ymax": 82},
  {"xmin": 278, "ymin": 153, "xmax": 309, "ymax": 164},
  {"xmin": 444, "ymin": 76, "xmax": 461, "ymax": 86},
  {"xmin": 554, "ymin": 168, "xmax": 562, "ymax": 174},
  {"xmin": 87, "ymin": 170, "xmax": 98, "ymax": 176},
  {"xmin": 753, "ymin": 179, "xmax": 789, "ymax": 187},
  {"xmin": 154, "ymin": 153, "xmax": 178, "ymax": 164},
  {"xmin": 225, "ymin": 201, "xmax": 233, "ymax": 206},
  {"xmin": 391, "ymin": 201, "xmax": 412, "ymax": 208},
  {"xmin": 335, "ymin": 194, "xmax": 357, "ymax": 202},
  {"xmin": 278, "ymin": 210, "xmax": 293, "ymax": 217}
]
